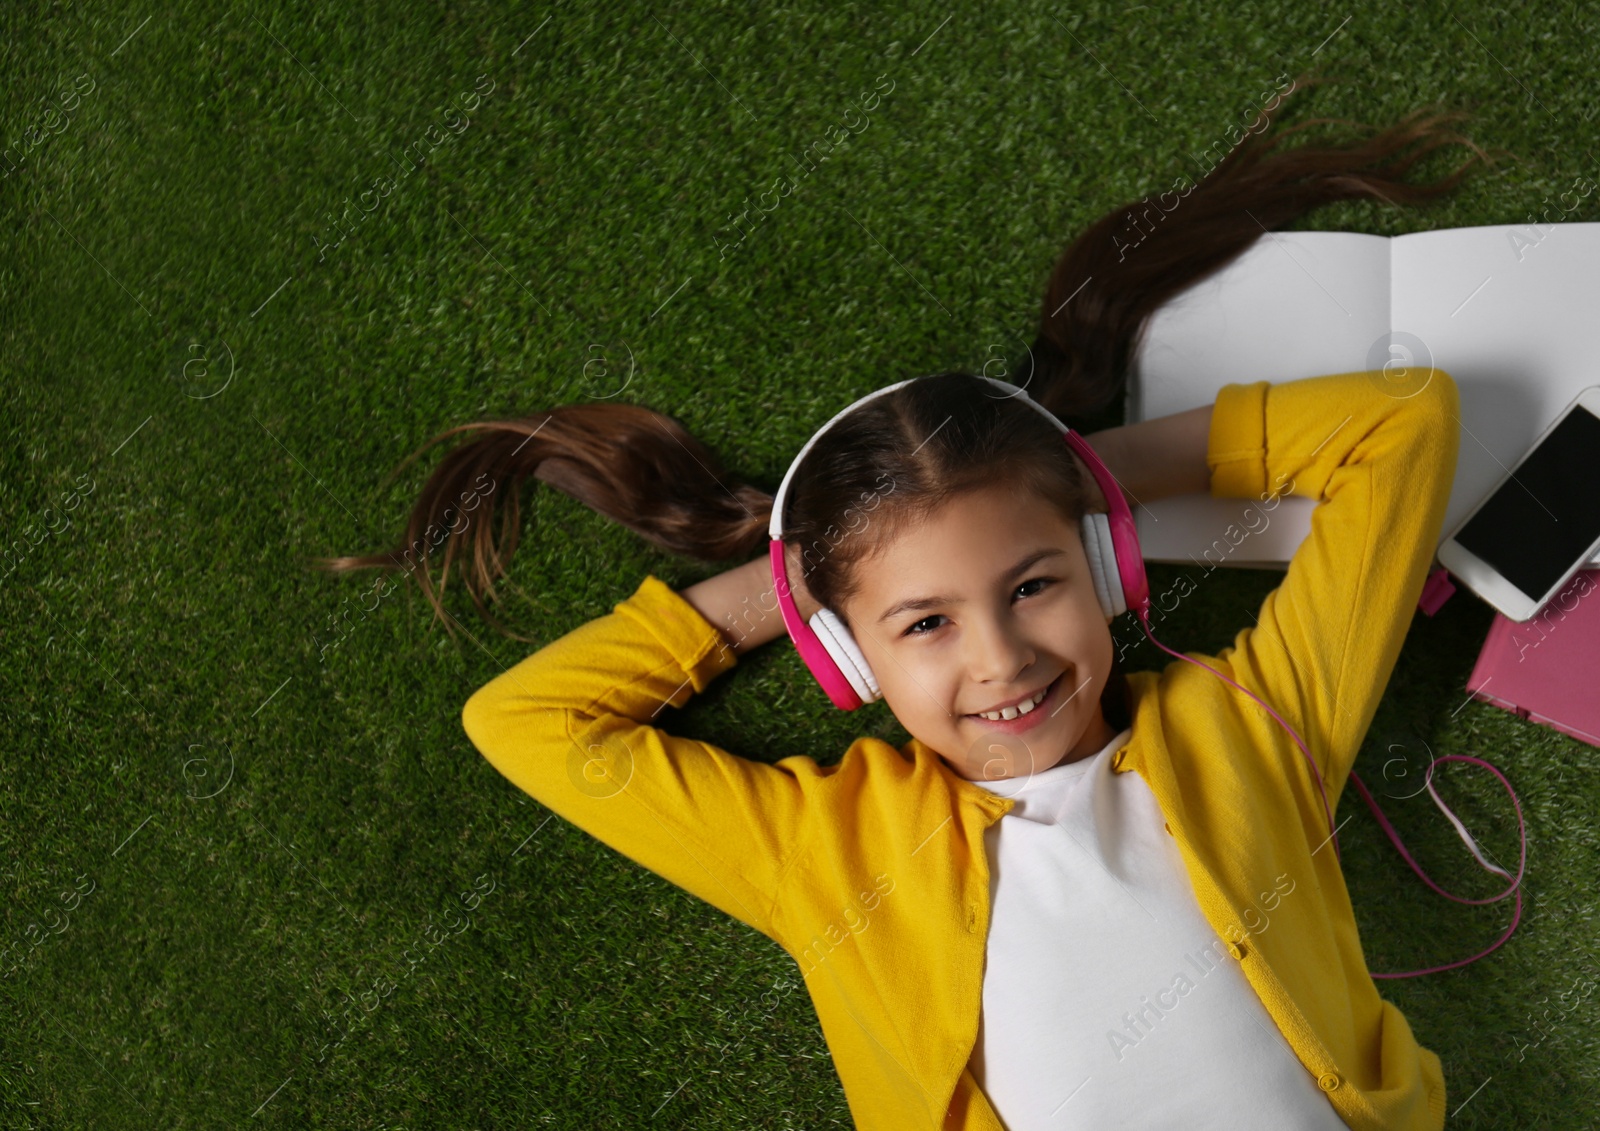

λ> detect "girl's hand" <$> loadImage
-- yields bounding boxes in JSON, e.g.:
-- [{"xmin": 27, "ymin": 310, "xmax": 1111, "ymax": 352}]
[
  {"xmin": 1081, "ymin": 404, "xmax": 1214, "ymax": 507},
  {"xmin": 781, "ymin": 542, "xmax": 823, "ymax": 624},
  {"xmin": 681, "ymin": 551, "xmax": 818, "ymax": 656}
]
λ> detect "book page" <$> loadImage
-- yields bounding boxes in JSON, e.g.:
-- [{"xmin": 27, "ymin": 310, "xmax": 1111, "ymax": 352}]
[
  {"xmin": 1128, "ymin": 232, "xmax": 1391, "ymax": 566},
  {"xmin": 1390, "ymin": 223, "xmax": 1600, "ymax": 566}
]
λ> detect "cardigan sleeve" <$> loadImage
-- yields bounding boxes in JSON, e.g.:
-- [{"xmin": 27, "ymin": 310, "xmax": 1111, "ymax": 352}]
[
  {"xmin": 1202, "ymin": 367, "xmax": 1461, "ymax": 817},
  {"xmin": 461, "ymin": 573, "xmax": 819, "ymax": 943}
]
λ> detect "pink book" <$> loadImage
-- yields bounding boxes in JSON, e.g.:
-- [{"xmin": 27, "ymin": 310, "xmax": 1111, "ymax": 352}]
[{"xmin": 1465, "ymin": 568, "xmax": 1600, "ymax": 749}]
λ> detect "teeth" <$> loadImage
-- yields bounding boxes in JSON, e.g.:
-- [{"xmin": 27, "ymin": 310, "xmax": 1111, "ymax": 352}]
[{"xmin": 977, "ymin": 684, "xmax": 1049, "ymax": 721}]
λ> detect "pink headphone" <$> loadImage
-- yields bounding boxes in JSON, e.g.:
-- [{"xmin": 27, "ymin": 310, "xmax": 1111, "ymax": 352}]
[{"xmin": 765, "ymin": 373, "xmax": 1525, "ymax": 978}]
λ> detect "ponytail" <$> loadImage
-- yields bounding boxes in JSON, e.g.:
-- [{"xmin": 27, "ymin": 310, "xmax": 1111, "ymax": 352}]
[
  {"xmin": 308, "ymin": 402, "xmax": 773, "ymax": 641},
  {"xmin": 1023, "ymin": 71, "xmax": 1496, "ymax": 429}
]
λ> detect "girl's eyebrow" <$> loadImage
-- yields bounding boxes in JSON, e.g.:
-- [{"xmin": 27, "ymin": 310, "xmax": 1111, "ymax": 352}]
[{"xmin": 875, "ymin": 547, "xmax": 1068, "ymax": 625}]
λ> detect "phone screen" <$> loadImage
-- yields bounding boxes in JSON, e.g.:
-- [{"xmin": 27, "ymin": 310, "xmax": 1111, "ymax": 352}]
[{"xmin": 1454, "ymin": 403, "xmax": 1600, "ymax": 602}]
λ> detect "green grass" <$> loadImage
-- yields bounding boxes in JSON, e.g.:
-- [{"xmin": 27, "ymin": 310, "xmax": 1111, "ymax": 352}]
[{"xmin": 3, "ymin": 0, "xmax": 1598, "ymax": 1126}]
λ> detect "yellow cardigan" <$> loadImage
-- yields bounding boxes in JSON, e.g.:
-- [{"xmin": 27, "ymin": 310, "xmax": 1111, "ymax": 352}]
[{"xmin": 462, "ymin": 367, "xmax": 1462, "ymax": 1131}]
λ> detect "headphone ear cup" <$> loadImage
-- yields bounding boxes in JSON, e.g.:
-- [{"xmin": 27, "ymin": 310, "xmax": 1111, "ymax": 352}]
[
  {"xmin": 1081, "ymin": 511, "xmax": 1128, "ymax": 619},
  {"xmin": 810, "ymin": 607, "xmax": 882, "ymax": 704}
]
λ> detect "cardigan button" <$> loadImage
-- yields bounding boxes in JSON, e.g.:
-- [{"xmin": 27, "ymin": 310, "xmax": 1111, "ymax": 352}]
[
  {"xmin": 1111, "ymin": 749, "xmax": 1126, "ymax": 772},
  {"xmin": 1318, "ymin": 1072, "xmax": 1341, "ymax": 1091},
  {"xmin": 1163, "ymin": 821, "xmax": 1173, "ymax": 836},
  {"xmin": 1227, "ymin": 940, "xmax": 1247, "ymax": 961}
]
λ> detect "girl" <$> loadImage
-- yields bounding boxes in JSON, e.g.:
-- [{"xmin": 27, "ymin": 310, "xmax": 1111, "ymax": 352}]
[{"xmin": 320, "ymin": 76, "xmax": 1491, "ymax": 1129}]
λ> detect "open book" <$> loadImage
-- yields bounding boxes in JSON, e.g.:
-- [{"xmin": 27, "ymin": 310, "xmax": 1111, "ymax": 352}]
[{"xmin": 1126, "ymin": 222, "xmax": 1600, "ymax": 569}]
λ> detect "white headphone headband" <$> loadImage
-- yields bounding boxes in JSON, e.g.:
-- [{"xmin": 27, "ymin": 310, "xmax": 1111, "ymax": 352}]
[{"xmin": 766, "ymin": 375, "xmax": 1071, "ymax": 540}]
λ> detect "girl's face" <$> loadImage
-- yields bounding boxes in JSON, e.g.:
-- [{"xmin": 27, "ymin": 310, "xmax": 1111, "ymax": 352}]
[{"xmin": 840, "ymin": 482, "xmax": 1119, "ymax": 782}]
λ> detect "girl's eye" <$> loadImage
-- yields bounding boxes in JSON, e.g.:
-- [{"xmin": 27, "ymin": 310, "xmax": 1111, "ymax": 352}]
[
  {"xmin": 900, "ymin": 577, "xmax": 1056, "ymax": 638},
  {"xmin": 1016, "ymin": 577, "xmax": 1052, "ymax": 599}
]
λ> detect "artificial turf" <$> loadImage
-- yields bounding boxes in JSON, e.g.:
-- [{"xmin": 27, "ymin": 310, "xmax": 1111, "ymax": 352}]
[{"xmin": 3, "ymin": 1, "xmax": 1598, "ymax": 1127}]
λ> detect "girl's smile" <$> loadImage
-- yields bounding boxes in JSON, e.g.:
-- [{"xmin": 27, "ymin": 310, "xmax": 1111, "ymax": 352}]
[
  {"xmin": 963, "ymin": 669, "xmax": 1065, "ymax": 731},
  {"xmin": 840, "ymin": 482, "xmax": 1119, "ymax": 781}
]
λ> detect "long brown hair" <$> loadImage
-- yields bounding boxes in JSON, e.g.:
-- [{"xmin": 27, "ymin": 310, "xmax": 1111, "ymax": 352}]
[{"xmin": 311, "ymin": 72, "xmax": 1493, "ymax": 729}]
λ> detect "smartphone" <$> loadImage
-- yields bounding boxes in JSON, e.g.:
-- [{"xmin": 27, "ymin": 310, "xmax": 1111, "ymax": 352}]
[{"xmin": 1438, "ymin": 385, "xmax": 1600, "ymax": 622}]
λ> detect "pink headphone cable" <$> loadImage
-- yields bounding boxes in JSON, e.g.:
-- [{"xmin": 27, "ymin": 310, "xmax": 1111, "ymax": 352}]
[{"xmin": 1129, "ymin": 603, "xmax": 1527, "ymax": 978}]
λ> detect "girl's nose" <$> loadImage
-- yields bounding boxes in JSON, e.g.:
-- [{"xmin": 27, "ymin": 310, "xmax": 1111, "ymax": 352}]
[{"xmin": 964, "ymin": 613, "xmax": 1035, "ymax": 685}]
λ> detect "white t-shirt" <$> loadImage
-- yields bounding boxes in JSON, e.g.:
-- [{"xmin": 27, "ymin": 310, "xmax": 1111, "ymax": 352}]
[{"xmin": 965, "ymin": 726, "xmax": 1349, "ymax": 1130}]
